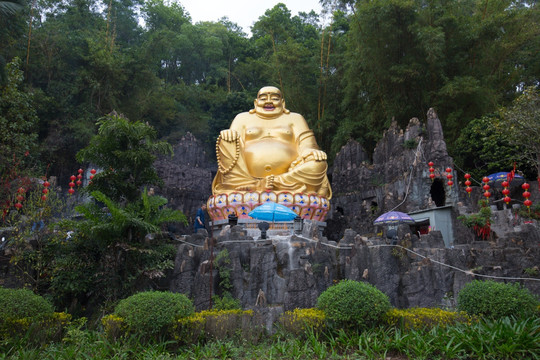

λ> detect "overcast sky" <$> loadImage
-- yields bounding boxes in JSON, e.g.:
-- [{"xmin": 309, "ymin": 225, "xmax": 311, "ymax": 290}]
[{"xmin": 178, "ymin": 0, "xmax": 324, "ymax": 34}]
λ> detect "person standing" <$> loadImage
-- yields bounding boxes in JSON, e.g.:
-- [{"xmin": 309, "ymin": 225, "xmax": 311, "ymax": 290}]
[{"xmin": 194, "ymin": 203, "xmax": 207, "ymax": 233}]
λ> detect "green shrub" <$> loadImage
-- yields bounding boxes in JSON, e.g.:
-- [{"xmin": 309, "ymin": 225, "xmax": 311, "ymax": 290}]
[
  {"xmin": 457, "ymin": 280, "xmax": 539, "ymax": 319},
  {"xmin": 317, "ymin": 280, "xmax": 391, "ymax": 330},
  {"xmin": 0, "ymin": 287, "xmax": 54, "ymax": 320},
  {"xmin": 113, "ymin": 291, "xmax": 194, "ymax": 338}
]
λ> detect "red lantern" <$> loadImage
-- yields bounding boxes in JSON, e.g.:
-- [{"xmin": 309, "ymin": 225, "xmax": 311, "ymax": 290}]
[
  {"xmin": 502, "ymin": 188, "xmax": 510, "ymax": 196},
  {"xmin": 465, "ymin": 180, "xmax": 471, "ymax": 186},
  {"xmin": 429, "ymin": 173, "xmax": 435, "ymax": 180},
  {"xmin": 483, "ymin": 184, "xmax": 490, "ymax": 191},
  {"xmin": 16, "ymin": 195, "xmax": 24, "ymax": 202},
  {"xmin": 522, "ymin": 183, "xmax": 530, "ymax": 190},
  {"xmin": 464, "ymin": 173, "xmax": 471, "ymax": 180},
  {"xmin": 428, "ymin": 162, "xmax": 434, "ymax": 167},
  {"xmin": 90, "ymin": 169, "xmax": 96, "ymax": 175},
  {"xmin": 482, "ymin": 177, "xmax": 489, "ymax": 184},
  {"xmin": 15, "ymin": 203, "xmax": 23, "ymax": 210},
  {"xmin": 504, "ymin": 196, "xmax": 511, "ymax": 204},
  {"xmin": 78, "ymin": 168, "xmax": 83, "ymax": 174},
  {"xmin": 429, "ymin": 167, "xmax": 435, "ymax": 173},
  {"xmin": 447, "ymin": 180, "xmax": 454, "ymax": 186},
  {"xmin": 41, "ymin": 195, "xmax": 47, "ymax": 201},
  {"xmin": 466, "ymin": 187, "xmax": 473, "ymax": 194},
  {"xmin": 501, "ymin": 181, "xmax": 509, "ymax": 188},
  {"xmin": 70, "ymin": 175, "xmax": 76, "ymax": 181},
  {"xmin": 524, "ymin": 199, "xmax": 533, "ymax": 208},
  {"xmin": 523, "ymin": 191, "xmax": 531, "ymax": 199},
  {"xmin": 445, "ymin": 168, "xmax": 452, "ymax": 173},
  {"xmin": 446, "ymin": 174, "xmax": 453, "ymax": 180},
  {"xmin": 17, "ymin": 187, "xmax": 25, "ymax": 194},
  {"xmin": 42, "ymin": 188, "xmax": 49, "ymax": 194},
  {"xmin": 484, "ymin": 191, "xmax": 491, "ymax": 198},
  {"xmin": 43, "ymin": 181, "xmax": 50, "ymax": 188},
  {"xmin": 521, "ymin": 182, "xmax": 532, "ymax": 210},
  {"xmin": 68, "ymin": 188, "xmax": 75, "ymax": 195}
]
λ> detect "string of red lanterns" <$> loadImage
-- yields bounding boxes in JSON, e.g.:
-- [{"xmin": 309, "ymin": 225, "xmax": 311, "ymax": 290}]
[
  {"xmin": 90, "ymin": 168, "xmax": 96, "ymax": 184},
  {"xmin": 68, "ymin": 175, "xmax": 76, "ymax": 195},
  {"xmin": 501, "ymin": 180, "xmax": 511, "ymax": 206},
  {"xmin": 77, "ymin": 168, "xmax": 83, "ymax": 186},
  {"xmin": 445, "ymin": 167, "xmax": 453, "ymax": 187},
  {"xmin": 15, "ymin": 187, "xmax": 25, "ymax": 210},
  {"xmin": 42, "ymin": 179, "xmax": 50, "ymax": 201},
  {"xmin": 522, "ymin": 183, "xmax": 532, "ymax": 210},
  {"xmin": 428, "ymin": 162, "xmax": 435, "ymax": 181},
  {"xmin": 482, "ymin": 177, "xmax": 491, "ymax": 200},
  {"xmin": 464, "ymin": 173, "xmax": 472, "ymax": 196}
]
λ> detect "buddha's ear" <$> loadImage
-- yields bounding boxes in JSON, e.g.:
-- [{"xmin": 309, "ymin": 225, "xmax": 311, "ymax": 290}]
[{"xmin": 282, "ymin": 100, "xmax": 290, "ymax": 114}]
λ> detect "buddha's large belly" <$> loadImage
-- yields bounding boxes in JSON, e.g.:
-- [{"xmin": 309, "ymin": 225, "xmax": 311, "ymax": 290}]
[{"xmin": 244, "ymin": 139, "xmax": 297, "ymax": 178}]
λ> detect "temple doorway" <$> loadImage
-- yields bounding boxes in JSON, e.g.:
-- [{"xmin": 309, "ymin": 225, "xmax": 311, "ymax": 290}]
[{"xmin": 430, "ymin": 178, "xmax": 446, "ymax": 207}]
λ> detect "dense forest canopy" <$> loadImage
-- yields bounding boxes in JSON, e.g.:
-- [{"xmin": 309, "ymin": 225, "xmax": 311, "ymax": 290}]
[{"xmin": 1, "ymin": 0, "xmax": 539, "ymax": 181}]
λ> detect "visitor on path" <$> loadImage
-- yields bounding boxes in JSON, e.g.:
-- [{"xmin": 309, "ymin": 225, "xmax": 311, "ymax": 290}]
[{"xmin": 194, "ymin": 203, "xmax": 207, "ymax": 233}]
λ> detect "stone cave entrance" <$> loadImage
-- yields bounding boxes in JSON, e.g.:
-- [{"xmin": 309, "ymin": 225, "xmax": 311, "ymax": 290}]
[{"xmin": 430, "ymin": 178, "xmax": 446, "ymax": 207}]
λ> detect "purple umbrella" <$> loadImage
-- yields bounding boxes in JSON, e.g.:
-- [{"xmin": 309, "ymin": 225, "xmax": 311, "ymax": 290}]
[{"xmin": 373, "ymin": 211, "xmax": 415, "ymax": 225}]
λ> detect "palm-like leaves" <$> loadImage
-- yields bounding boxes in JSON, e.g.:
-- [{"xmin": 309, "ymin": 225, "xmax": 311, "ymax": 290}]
[
  {"xmin": 75, "ymin": 189, "xmax": 186, "ymax": 241},
  {"xmin": 0, "ymin": 0, "xmax": 24, "ymax": 17}
]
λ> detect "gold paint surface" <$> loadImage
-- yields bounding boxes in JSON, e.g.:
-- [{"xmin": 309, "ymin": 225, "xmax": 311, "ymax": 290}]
[{"xmin": 213, "ymin": 86, "xmax": 332, "ymax": 198}]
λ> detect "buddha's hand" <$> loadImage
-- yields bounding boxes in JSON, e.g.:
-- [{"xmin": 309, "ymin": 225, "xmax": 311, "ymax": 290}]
[
  {"xmin": 289, "ymin": 150, "xmax": 327, "ymax": 170},
  {"xmin": 220, "ymin": 129, "xmax": 239, "ymax": 142}
]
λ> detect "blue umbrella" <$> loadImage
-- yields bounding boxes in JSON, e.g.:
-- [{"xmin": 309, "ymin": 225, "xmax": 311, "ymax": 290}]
[
  {"xmin": 248, "ymin": 202, "xmax": 298, "ymax": 222},
  {"xmin": 373, "ymin": 211, "xmax": 415, "ymax": 225},
  {"xmin": 486, "ymin": 172, "xmax": 524, "ymax": 187}
]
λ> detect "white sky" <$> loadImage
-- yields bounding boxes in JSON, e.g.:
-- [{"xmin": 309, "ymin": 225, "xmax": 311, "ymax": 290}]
[{"xmin": 177, "ymin": 0, "xmax": 324, "ymax": 34}]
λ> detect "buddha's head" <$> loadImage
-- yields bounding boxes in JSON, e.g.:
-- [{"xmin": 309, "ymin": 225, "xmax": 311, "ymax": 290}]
[{"xmin": 251, "ymin": 86, "xmax": 289, "ymax": 118}]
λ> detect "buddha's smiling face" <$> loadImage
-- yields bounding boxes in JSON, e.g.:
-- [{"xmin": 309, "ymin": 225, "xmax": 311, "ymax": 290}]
[{"xmin": 254, "ymin": 86, "xmax": 284, "ymax": 118}]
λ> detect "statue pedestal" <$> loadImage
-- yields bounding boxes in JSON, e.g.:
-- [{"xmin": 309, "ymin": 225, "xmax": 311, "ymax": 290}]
[{"xmin": 208, "ymin": 191, "xmax": 330, "ymax": 222}]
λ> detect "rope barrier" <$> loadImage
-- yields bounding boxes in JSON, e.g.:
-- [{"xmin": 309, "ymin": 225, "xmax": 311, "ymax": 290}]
[{"xmin": 175, "ymin": 234, "xmax": 540, "ymax": 282}]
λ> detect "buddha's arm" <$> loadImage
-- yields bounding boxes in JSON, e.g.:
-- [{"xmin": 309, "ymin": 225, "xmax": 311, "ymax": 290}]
[
  {"xmin": 293, "ymin": 116, "xmax": 327, "ymax": 163},
  {"xmin": 219, "ymin": 117, "xmax": 245, "ymax": 141}
]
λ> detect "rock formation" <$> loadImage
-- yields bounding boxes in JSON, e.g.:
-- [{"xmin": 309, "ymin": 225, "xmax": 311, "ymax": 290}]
[{"xmin": 154, "ymin": 132, "xmax": 215, "ymax": 232}]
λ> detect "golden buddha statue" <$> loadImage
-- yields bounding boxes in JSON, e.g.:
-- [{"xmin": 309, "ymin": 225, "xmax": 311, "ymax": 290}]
[{"xmin": 212, "ymin": 86, "xmax": 332, "ymax": 199}]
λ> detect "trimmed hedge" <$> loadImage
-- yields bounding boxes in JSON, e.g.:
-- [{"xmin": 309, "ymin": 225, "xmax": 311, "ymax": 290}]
[
  {"xmin": 0, "ymin": 287, "xmax": 54, "ymax": 320},
  {"xmin": 317, "ymin": 280, "xmax": 391, "ymax": 330},
  {"xmin": 114, "ymin": 291, "xmax": 194, "ymax": 338},
  {"xmin": 457, "ymin": 280, "xmax": 539, "ymax": 319}
]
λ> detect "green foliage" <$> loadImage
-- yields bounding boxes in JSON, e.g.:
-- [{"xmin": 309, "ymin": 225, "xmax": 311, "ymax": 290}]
[
  {"xmin": 457, "ymin": 280, "xmax": 539, "ymax": 319},
  {"xmin": 113, "ymin": 291, "xmax": 194, "ymax": 338},
  {"xmin": 0, "ymin": 58, "xmax": 39, "ymax": 211},
  {"xmin": 212, "ymin": 293, "xmax": 241, "ymax": 311},
  {"xmin": 458, "ymin": 200, "xmax": 492, "ymax": 240},
  {"xmin": 50, "ymin": 189, "xmax": 186, "ymax": 307},
  {"xmin": 214, "ymin": 249, "xmax": 233, "ymax": 292},
  {"xmin": 77, "ymin": 113, "xmax": 172, "ymax": 202},
  {"xmin": 317, "ymin": 280, "xmax": 391, "ymax": 330},
  {"xmin": 499, "ymin": 86, "xmax": 540, "ymax": 178},
  {"xmin": 454, "ymin": 114, "xmax": 531, "ymax": 180},
  {"xmin": 4, "ymin": 187, "xmax": 71, "ymax": 294},
  {"xmin": 0, "ymin": 287, "xmax": 54, "ymax": 320}
]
